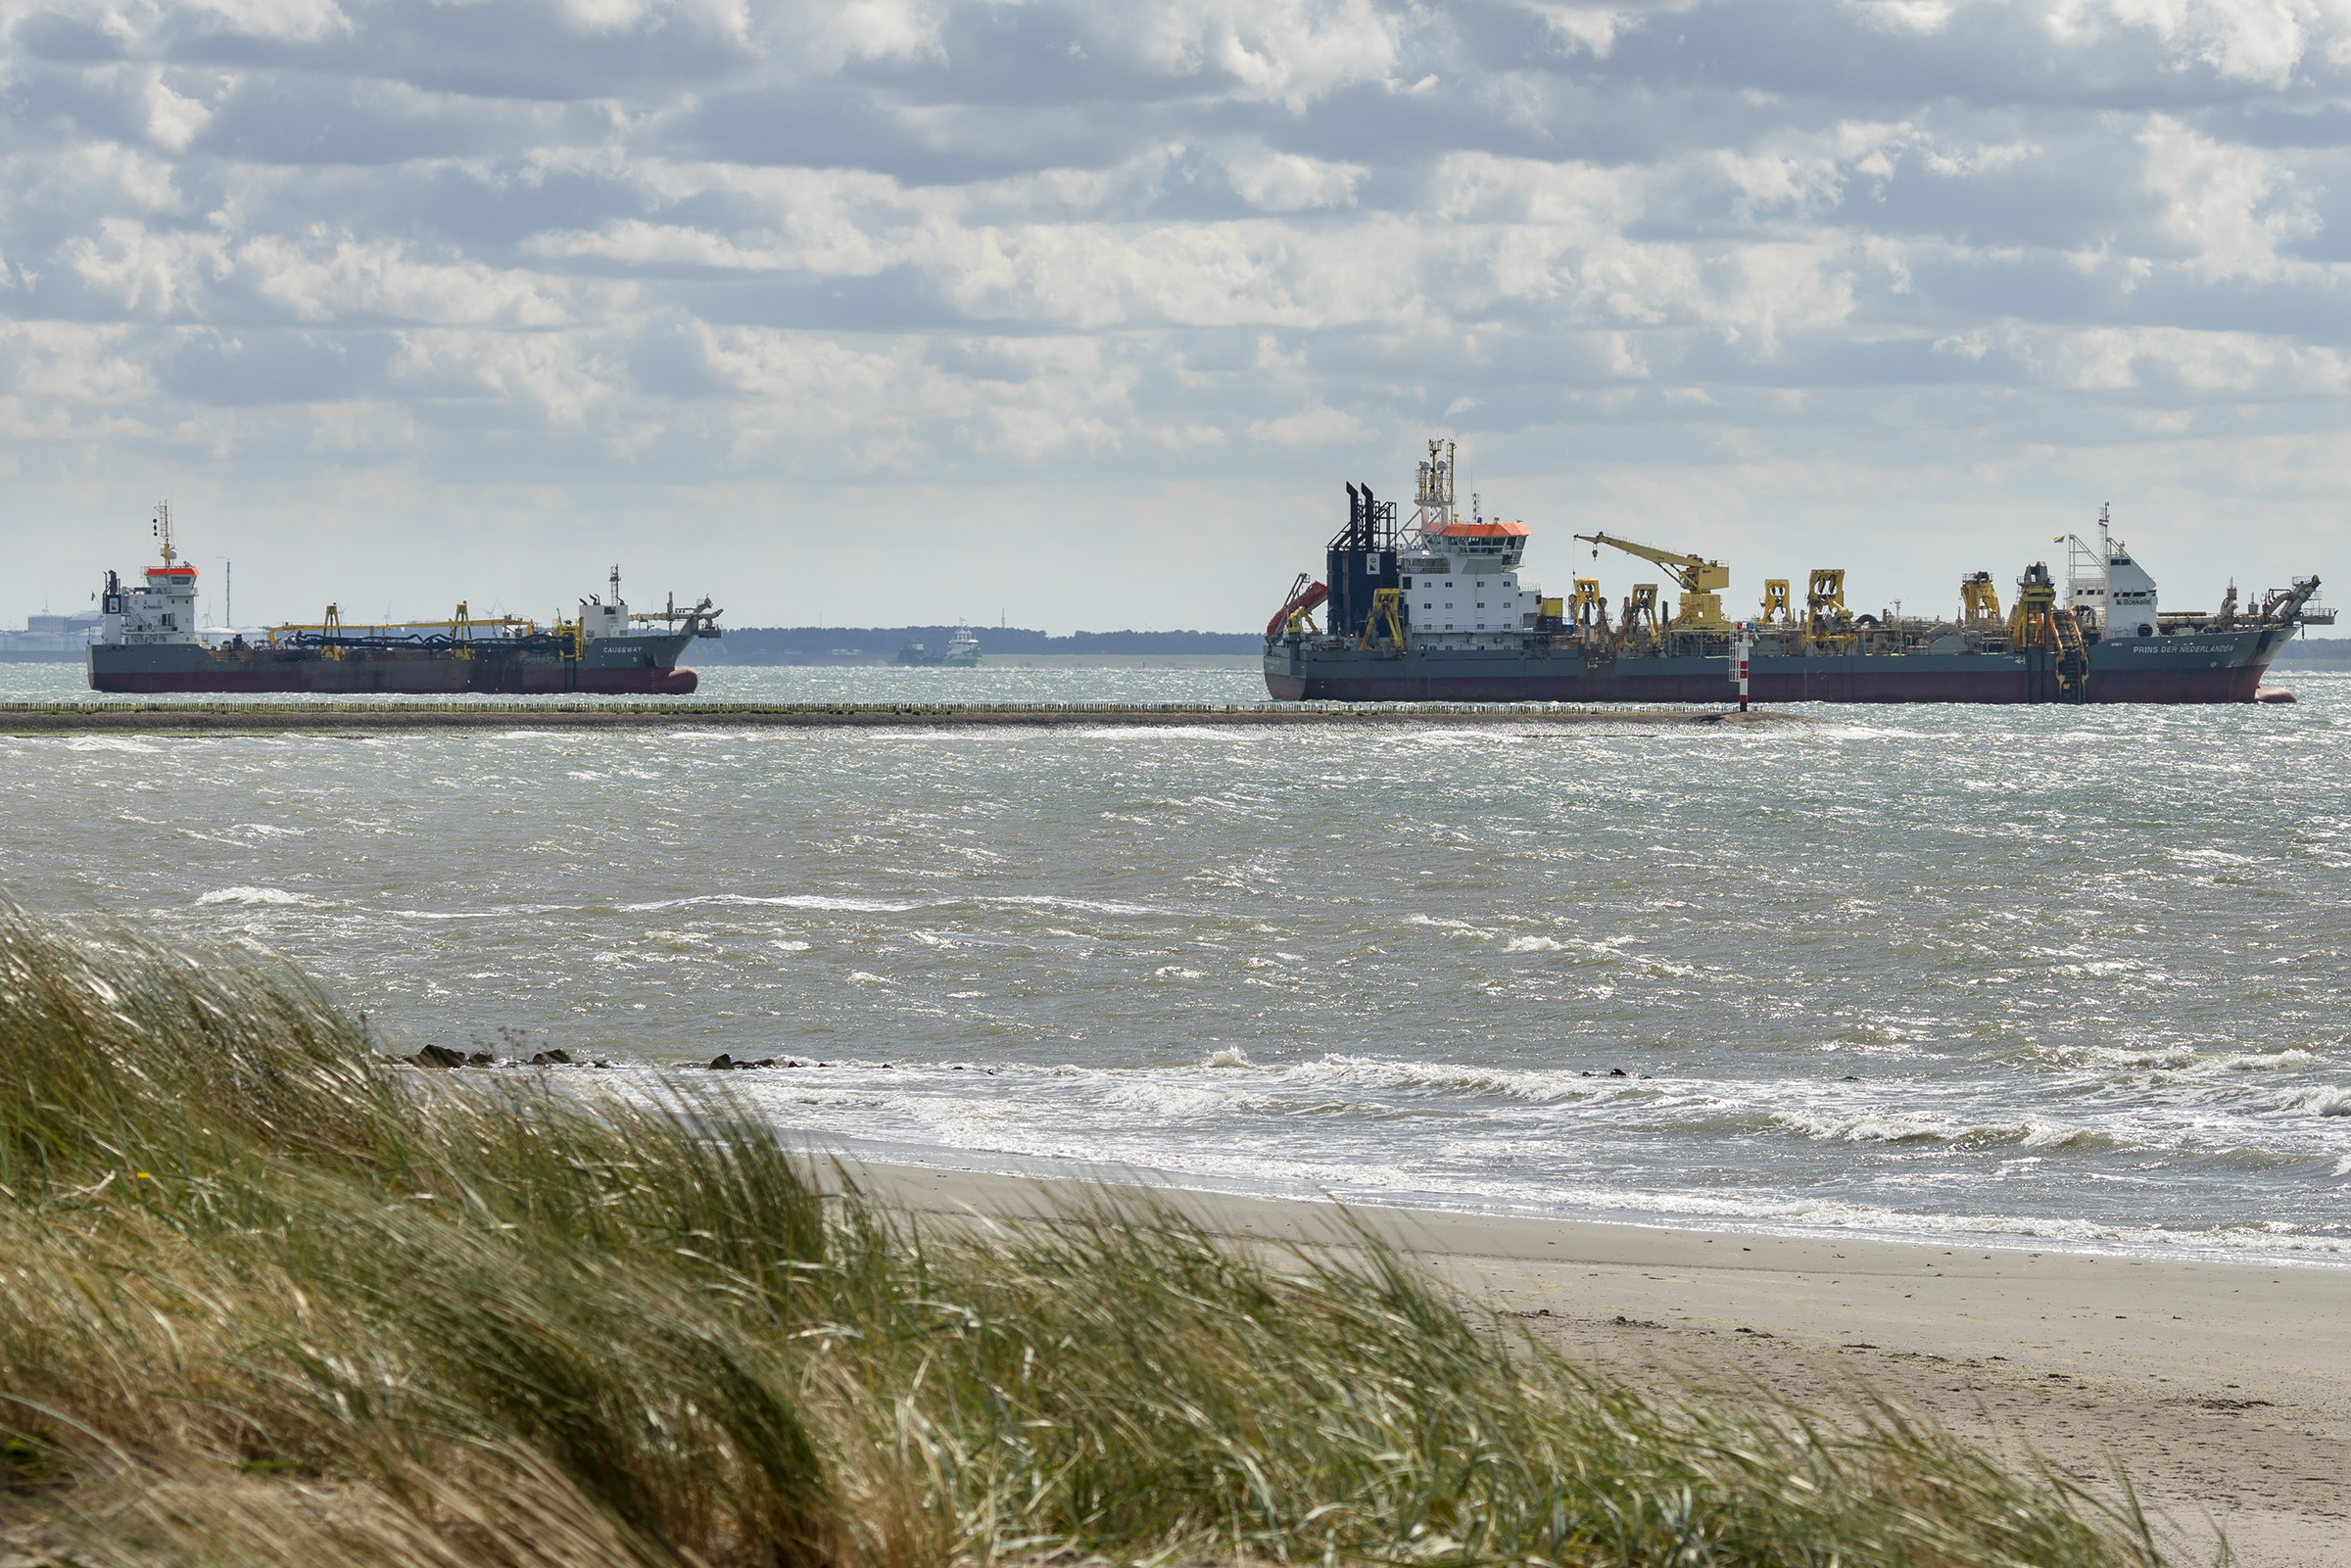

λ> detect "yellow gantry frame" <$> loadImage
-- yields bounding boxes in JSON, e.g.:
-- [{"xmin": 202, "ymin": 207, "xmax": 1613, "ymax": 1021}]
[
  {"xmin": 1358, "ymin": 587, "xmax": 1407, "ymax": 650},
  {"xmin": 1805, "ymin": 569, "xmax": 1846, "ymax": 617},
  {"xmin": 2006, "ymin": 563, "xmax": 2088, "ymax": 699},
  {"xmin": 1570, "ymin": 578, "xmax": 1607, "ymax": 629},
  {"xmin": 1803, "ymin": 569, "xmax": 1853, "ymax": 648},
  {"xmin": 1620, "ymin": 584, "xmax": 1660, "ymax": 638},
  {"xmin": 1960, "ymin": 572, "xmax": 2003, "ymax": 623}
]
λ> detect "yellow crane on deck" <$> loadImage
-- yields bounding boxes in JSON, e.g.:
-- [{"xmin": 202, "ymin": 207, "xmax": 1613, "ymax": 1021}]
[{"xmin": 1574, "ymin": 532, "xmax": 1731, "ymax": 630}]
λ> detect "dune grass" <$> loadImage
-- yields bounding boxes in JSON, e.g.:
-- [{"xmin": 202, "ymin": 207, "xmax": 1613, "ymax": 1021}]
[{"xmin": 0, "ymin": 908, "xmax": 2167, "ymax": 1568}]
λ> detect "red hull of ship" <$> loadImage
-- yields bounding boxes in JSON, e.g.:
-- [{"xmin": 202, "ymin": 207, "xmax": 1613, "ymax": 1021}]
[
  {"xmin": 91, "ymin": 666, "xmax": 698, "ymax": 695},
  {"xmin": 1266, "ymin": 665, "xmax": 2266, "ymax": 704}
]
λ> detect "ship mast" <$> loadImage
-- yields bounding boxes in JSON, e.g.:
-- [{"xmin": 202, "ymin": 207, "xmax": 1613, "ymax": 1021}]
[
  {"xmin": 154, "ymin": 502, "xmax": 175, "ymax": 568},
  {"xmin": 1411, "ymin": 439, "xmax": 1457, "ymax": 543}
]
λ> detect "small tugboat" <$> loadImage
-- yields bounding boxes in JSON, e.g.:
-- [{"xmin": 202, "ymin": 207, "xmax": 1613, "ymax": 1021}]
[{"xmin": 895, "ymin": 621, "xmax": 983, "ymax": 667}]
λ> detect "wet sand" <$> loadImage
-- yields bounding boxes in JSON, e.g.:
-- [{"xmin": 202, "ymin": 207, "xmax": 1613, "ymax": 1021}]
[
  {"xmin": 0, "ymin": 702, "xmax": 1788, "ymax": 733},
  {"xmin": 848, "ymin": 1162, "xmax": 2351, "ymax": 1568}
]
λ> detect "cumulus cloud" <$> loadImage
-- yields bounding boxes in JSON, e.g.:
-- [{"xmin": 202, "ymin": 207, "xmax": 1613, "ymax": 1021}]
[{"xmin": 1, "ymin": 0, "xmax": 2348, "ymax": 629}]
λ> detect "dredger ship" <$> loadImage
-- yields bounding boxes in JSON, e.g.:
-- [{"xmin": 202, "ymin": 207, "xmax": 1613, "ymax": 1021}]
[
  {"xmin": 1265, "ymin": 442, "xmax": 2328, "ymax": 704},
  {"xmin": 87, "ymin": 507, "xmax": 721, "ymax": 694}
]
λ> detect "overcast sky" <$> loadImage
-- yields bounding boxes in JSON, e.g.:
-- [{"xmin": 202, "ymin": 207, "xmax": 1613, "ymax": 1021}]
[{"xmin": 3, "ymin": 0, "xmax": 2347, "ymax": 632}]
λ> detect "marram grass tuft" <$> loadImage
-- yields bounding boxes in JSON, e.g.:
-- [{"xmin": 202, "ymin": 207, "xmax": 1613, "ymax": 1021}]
[{"xmin": 0, "ymin": 908, "xmax": 2168, "ymax": 1567}]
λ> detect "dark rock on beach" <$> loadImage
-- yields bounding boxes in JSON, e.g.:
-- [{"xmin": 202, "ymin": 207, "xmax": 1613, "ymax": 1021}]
[{"xmin": 412, "ymin": 1044, "xmax": 467, "ymax": 1069}]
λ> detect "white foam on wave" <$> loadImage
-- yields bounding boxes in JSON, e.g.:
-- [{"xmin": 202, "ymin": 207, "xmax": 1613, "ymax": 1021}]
[
  {"xmin": 1498, "ymin": 932, "xmax": 1683, "ymax": 970},
  {"xmin": 196, "ymin": 885, "xmax": 328, "ymax": 908},
  {"xmin": 1097, "ymin": 1080, "xmax": 1296, "ymax": 1118},
  {"xmin": 710, "ymin": 1069, "xmax": 2337, "ymax": 1258},
  {"xmin": 1285, "ymin": 1053, "xmax": 1628, "ymax": 1106},
  {"xmin": 2224, "ymin": 1049, "xmax": 2320, "ymax": 1071},
  {"xmin": 622, "ymin": 893, "xmax": 921, "ymax": 914},
  {"xmin": 1807, "ymin": 723, "xmax": 1925, "ymax": 741},
  {"xmin": 1407, "ymin": 914, "xmax": 1496, "ymax": 939},
  {"xmin": 581, "ymin": 1054, "xmax": 2351, "ymax": 1264},
  {"xmin": 986, "ymin": 894, "xmax": 1170, "ymax": 917},
  {"xmin": 1077, "ymin": 726, "xmax": 1251, "ymax": 741},
  {"xmin": 2078, "ymin": 1043, "xmax": 2202, "ymax": 1069},
  {"xmin": 1770, "ymin": 1105, "xmax": 2110, "ymax": 1150},
  {"xmin": 62, "ymin": 736, "xmax": 162, "ymax": 753}
]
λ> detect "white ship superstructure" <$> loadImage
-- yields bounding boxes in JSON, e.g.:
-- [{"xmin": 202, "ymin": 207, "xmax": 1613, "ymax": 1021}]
[
  {"xmin": 1397, "ymin": 442, "xmax": 1544, "ymax": 648},
  {"xmin": 99, "ymin": 504, "xmax": 202, "ymax": 648},
  {"xmin": 2063, "ymin": 506, "xmax": 2161, "ymax": 638}
]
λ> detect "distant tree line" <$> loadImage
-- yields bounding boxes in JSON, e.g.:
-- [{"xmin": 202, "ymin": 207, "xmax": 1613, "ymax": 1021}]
[
  {"xmin": 2270, "ymin": 639, "xmax": 2351, "ymax": 661},
  {"xmin": 707, "ymin": 626, "xmax": 1261, "ymax": 662}
]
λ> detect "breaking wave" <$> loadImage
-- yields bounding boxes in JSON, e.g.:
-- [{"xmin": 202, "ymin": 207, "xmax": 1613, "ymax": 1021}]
[{"xmin": 196, "ymin": 885, "xmax": 329, "ymax": 908}]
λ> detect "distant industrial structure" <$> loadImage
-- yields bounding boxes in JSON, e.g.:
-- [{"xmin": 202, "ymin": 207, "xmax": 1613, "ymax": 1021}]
[{"xmin": 0, "ymin": 611, "xmax": 104, "ymax": 661}]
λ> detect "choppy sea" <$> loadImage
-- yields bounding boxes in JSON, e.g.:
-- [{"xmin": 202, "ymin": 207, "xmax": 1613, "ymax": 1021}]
[{"xmin": 4, "ymin": 660, "xmax": 2348, "ymax": 1263}]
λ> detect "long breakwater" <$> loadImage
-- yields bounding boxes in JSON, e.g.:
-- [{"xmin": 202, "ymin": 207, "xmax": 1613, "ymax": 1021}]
[{"xmin": 0, "ymin": 702, "xmax": 1793, "ymax": 733}]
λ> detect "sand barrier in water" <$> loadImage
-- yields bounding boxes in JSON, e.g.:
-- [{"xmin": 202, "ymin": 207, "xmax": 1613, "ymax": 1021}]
[{"xmin": 0, "ymin": 701, "xmax": 1801, "ymax": 733}]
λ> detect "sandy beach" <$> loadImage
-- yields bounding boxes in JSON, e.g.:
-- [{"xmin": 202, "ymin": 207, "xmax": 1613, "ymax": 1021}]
[{"xmin": 849, "ymin": 1161, "xmax": 2351, "ymax": 1568}]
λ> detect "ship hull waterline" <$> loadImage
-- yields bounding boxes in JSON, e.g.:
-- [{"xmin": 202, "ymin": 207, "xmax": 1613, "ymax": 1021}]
[
  {"xmin": 89, "ymin": 639, "xmax": 701, "ymax": 695},
  {"xmin": 1265, "ymin": 630, "xmax": 2284, "ymax": 705}
]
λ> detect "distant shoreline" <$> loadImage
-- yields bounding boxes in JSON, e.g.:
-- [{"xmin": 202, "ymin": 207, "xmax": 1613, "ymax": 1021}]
[{"xmin": 0, "ymin": 702, "xmax": 1793, "ymax": 734}]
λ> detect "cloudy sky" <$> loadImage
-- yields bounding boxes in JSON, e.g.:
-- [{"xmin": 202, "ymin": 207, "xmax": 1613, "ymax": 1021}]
[{"xmin": 3, "ymin": 0, "xmax": 2347, "ymax": 632}]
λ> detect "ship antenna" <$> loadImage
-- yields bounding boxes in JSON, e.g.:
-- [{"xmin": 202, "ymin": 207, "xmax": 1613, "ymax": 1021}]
[
  {"xmin": 155, "ymin": 501, "xmax": 174, "ymax": 568},
  {"xmin": 610, "ymin": 563, "xmax": 621, "ymax": 602}
]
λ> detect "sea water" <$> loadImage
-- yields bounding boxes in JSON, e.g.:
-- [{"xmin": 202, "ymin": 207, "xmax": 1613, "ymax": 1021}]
[{"xmin": 4, "ymin": 669, "xmax": 2347, "ymax": 1263}]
